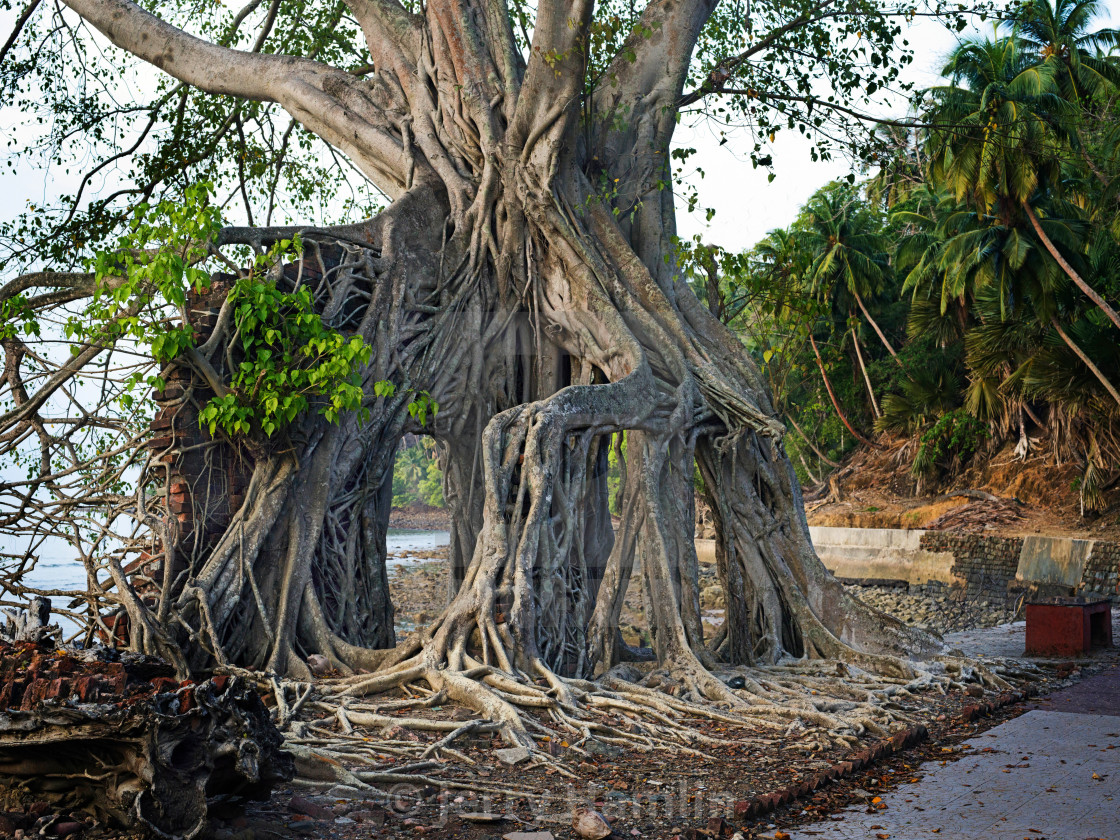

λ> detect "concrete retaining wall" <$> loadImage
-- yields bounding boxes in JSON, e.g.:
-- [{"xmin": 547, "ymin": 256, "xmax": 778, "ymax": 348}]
[
  {"xmin": 695, "ymin": 539, "xmax": 716, "ymax": 566},
  {"xmin": 809, "ymin": 527, "xmax": 956, "ymax": 585},
  {"xmin": 1017, "ymin": 535, "xmax": 1094, "ymax": 587},
  {"xmin": 804, "ymin": 526, "xmax": 1120, "ymax": 603}
]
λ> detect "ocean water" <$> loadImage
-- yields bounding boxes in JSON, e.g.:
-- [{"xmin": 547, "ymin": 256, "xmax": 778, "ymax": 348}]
[
  {"xmin": 9, "ymin": 528, "xmax": 450, "ymax": 639},
  {"xmin": 18, "ymin": 527, "xmax": 449, "ymax": 591},
  {"xmin": 385, "ymin": 528, "xmax": 450, "ymax": 559}
]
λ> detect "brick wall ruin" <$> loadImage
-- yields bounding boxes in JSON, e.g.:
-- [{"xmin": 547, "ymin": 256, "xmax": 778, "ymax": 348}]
[
  {"xmin": 814, "ymin": 526, "xmax": 1120, "ymax": 606},
  {"xmin": 916, "ymin": 533, "xmax": 1024, "ymax": 602},
  {"xmin": 917, "ymin": 531, "xmax": 1120, "ymax": 604},
  {"xmin": 1078, "ymin": 541, "xmax": 1120, "ymax": 598},
  {"xmin": 142, "ymin": 274, "xmax": 252, "ymax": 587}
]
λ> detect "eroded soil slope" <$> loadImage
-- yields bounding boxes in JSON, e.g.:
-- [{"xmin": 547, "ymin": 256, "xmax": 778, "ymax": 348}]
[{"xmin": 806, "ymin": 435, "xmax": 1120, "ymax": 540}]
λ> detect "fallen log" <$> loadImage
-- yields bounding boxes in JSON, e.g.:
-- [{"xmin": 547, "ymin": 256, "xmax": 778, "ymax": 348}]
[{"xmin": 0, "ymin": 638, "xmax": 292, "ymax": 839}]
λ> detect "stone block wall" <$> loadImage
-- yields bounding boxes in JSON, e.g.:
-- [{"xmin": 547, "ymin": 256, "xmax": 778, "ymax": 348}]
[
  {"xmin": 1080, "ymin": 541, "xmax": 1120, "ymax": 599},
  {"xmin": 814, "ymin": 529, "xmax": 1120, "ymax": 605},
  {"xmin": 918, "ymin": 533, "xmax": 1024, "ymax": 602}
]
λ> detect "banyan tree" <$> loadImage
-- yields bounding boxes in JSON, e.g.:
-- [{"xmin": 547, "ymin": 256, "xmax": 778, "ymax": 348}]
[{"xmin": 0, "ymin": 0, "xmax": 987, "ymax": 743}]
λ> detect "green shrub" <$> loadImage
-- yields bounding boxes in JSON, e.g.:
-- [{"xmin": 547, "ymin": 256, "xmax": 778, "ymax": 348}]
[{"xmin": 911, "ymin": 408, "xmax": 989, "ymax": 478}]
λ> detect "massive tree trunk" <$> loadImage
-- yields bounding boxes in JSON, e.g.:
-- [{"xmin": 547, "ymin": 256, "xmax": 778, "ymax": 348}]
[{"xmin": 60, "ymin": 0, "xmax": 941, "ymax": 735}]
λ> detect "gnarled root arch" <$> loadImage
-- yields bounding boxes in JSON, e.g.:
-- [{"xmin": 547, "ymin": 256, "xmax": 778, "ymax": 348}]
[
  {"xmin": 52, "ymin": 0, "xmax": 1020, "ymax": 760},
  {"xmin": 300, "ymin": 185, "xmax": 975, "ymax": 750},
  {"xmin": 137, "ymin": 161, "xmax": 982, "ymax": 758}
]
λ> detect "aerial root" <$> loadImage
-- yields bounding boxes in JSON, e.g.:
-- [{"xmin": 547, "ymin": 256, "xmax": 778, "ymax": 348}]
[{"xmin": 256, "ymin": 644, "xmax": 1038, "ymax": 798}]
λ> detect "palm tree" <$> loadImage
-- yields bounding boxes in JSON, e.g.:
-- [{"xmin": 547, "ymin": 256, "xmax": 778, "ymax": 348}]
[
  {"xmin": 893, "ymin": 185, "xmax": 975, "ymax": 329},
  {"xmin": 801, "ymin": 184, "xmax": 901, "ymax": 364},
  {"xmin": 926, "ymin": 36, "xmax": 1067, "ymax": 215},
  {"xmin": 750, "ymin": 223, "xmax": 881, "ymax": 448},
  {"xmin": 865, "ymin": 124, "xmax": 926, "ymax": 210},
  {"xmin": 923, "ymin": 34, "xmax": 1120, "ymax": 404},
  {"xmin": 1007, "ymin": 2, "xmax": 1120, "ymax": 321},
  {"xmin": 1008, "ymin": 0, "xmax": 1120, "ymax": 107}
]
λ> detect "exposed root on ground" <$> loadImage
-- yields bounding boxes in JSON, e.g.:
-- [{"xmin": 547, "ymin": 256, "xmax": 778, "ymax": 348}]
[{"xmin": 255, "ymin": 648, "xmax": 1040, "ymax": 794}]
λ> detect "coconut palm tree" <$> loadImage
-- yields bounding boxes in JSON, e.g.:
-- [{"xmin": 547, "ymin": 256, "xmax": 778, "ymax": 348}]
[
  {"xmin": 925, "ymin": 35, "xmax": 1069, "ymax": 217},
  {"xmin": 801, "ymin": 185, "xmax": 901, "ymax": 364},
  {"xmin": 1008, "ymin": 0, "xmax": 1120, "ymax": 107},
  {"xmin": 893, "ymin": 185, "xmax": 974, "ymax": 331},
  {"xmin": 749, "ymin": 222, "xmax": 881, "ymax": 448},
  {"xmin": 923, "ymin": 34, "xmax": 1120, "ymax": 403}
]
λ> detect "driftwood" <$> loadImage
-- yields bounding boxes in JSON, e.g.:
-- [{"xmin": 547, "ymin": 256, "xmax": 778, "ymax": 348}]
[
  {"xmin": 940, "ymin": 489, "xmax": 1022, "ymax": 505},
  {"xmin": 0, "ymin": 639, "xmax": 292, "ymax": 839},
  {"xmin": 0, "ymin": 597, "xmax": 61, "ymax": 647},
  {"xmin": 924, "ymin": 497, "xmax": 1025, "ymax": 532}
]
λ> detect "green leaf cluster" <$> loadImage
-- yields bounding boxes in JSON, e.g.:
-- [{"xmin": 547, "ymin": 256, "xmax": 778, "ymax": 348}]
[
  {"xmin": 912, "ymin": 408, "xmax": 989, "ymax": 477},
  {"xmin": 197, "ymin": 268, "xmax": 373, "ymax": 439},
  {"xmin": 392, "ymin": 437, "xmax": 445, "ymax": 509}
]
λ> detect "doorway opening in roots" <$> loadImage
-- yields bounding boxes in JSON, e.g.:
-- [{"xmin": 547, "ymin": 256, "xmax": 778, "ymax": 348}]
[
  {"xmin": 694, "ymin": 492, "xmax": 727, "ymax": 645},
  {"xmin": 387, "ymin": 433, "xmax": 451, "ymax": 641}
]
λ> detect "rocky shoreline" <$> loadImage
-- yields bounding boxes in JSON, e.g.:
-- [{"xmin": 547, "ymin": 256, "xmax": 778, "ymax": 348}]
[
  {"xmin": 388, "ymin": 560, "xmax": 447, "ymax": 636},
  {"xmin": 388, "ymin": 553, "xmax": 1021, "ymax": 642},
  {"xmin": 845, "ymin": 583, "xmax": 1021, "ymax": 633},
  {"xmin": 388, "ymin": 504, "xmax": 450, "ymax": 530}
]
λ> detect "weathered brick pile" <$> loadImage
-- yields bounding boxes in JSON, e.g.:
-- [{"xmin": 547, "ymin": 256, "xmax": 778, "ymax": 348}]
[
  {"xmin": 0, "ymin": 639, "xmax": 291, "ymax": 838},
  {"xmin": 0, "ymin": 642, "xmax": 128, "ymax": 708},
  {"xmin": 144, "ymin": 275, "xmax": 252, "ymax": 587},
  {"xmin": 0, "ymin": 639, "xmax": 224, "ymax": 711}
]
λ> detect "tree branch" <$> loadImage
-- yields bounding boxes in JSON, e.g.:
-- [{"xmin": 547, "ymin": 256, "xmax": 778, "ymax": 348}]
[
  {"xmin": 0, "ymin": 0, "xmax": 42, "ymax": 66},
  {"xmin": 59, "ymin": 0, "xmax": 414, "ymax": 194},
  {"xmin": 0, "ymin": 300, "xmax": 145, "ymax": 435},
  {"xmin": 594, "ymin": 0, "xmax": 720, "ymax": 158},
  {"xmin": 1, "ymin": 272, "xmax": 95, "ymax": 305},
  {"xmin": 344, "ymin": 0, "xmax": 421, "ymax": 72},
  {"xmin": 508, "ymin": 0, "xmax": 594, "ymax": 158},
  {"xmin": 677, "ymin": 0, "xmax": 840, "ymax": 106},
  {"xmin": 702, "ymin": 89, "xmax": 926, "ymax": 130},
  {"xmin": 59, "ymin": 0, "xmax": 294, "ymax": 99}
]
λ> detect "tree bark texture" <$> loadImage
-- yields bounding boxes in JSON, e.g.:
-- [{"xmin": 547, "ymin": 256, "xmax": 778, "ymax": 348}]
[{"xmin": 60, "ymin": 0, "xmax": 940, "ymax": 723}]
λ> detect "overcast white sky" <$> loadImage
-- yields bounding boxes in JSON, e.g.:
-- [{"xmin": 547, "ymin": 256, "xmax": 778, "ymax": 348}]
[
  {"xmin": 2, "ymin": 3, "xmax": 1115, "ymax": 259},
  {"xmin": 674, "ymin": 16, "xmax": 966, "ymax": 249}
]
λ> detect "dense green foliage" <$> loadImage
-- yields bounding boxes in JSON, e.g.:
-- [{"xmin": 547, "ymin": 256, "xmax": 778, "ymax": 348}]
[
  {"xmin": 103, "ymin": 187, "xmax": 376, "ymax": 441},
  {"xmin": 197, "ymin": 271, "xmax": 372, "ymax": 438},
  {"xmin": 72, "ymin": 183, "xmax": 420, "ymax": 443},
  {"xmin": 688, "ymin": 0, "xmax": 1120, "ymax": 511},
  {"xmin": 392, "ymin": 437, "xmax": 445, "ymax": 510}
]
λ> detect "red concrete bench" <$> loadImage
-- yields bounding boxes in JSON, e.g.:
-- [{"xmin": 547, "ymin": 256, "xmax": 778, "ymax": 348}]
[{"xmin": 1025, "ymin": 599, "xmax": 1112, "ymax": 657}]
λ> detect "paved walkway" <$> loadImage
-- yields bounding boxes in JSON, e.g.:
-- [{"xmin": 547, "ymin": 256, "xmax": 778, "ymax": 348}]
[{"xmin": 784, "ymin": 626, "xmax": 1120, "ymax": 840}]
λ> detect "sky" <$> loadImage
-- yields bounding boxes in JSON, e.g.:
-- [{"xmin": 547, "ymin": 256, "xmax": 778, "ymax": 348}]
[
  {"xmin": 0, "ymin": 4, "xmax": 1055, "ymax": 261},
  {"xmin": 673, "ymin": 15, "xmax": 964, "ymax": 249}
]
